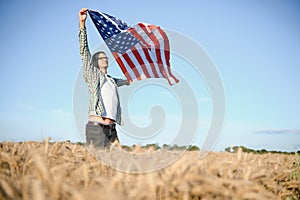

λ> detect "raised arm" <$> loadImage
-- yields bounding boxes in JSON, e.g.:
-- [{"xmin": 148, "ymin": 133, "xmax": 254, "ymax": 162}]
[{"xmin": 78, "ymin": 8, "xmax": 93, "ymax": 83}]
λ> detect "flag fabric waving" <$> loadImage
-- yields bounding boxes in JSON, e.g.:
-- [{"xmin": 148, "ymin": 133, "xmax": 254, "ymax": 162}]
[{"xmin": 88, "ymin": 9, "xmax": 179, "ymax": 85}]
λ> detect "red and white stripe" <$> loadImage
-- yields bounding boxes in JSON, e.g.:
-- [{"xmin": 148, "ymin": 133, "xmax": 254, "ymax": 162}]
[{"xmin": 112, "ymin": 23, "xmax": 179, "ymax": 85}]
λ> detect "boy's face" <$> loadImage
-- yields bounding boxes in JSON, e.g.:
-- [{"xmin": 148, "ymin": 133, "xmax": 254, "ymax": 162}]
[{"xmin": 97, "ymin": 53, "xmax": 108, "ymax": 69}]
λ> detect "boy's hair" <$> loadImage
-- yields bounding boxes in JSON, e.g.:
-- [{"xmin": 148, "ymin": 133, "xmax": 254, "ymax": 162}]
[{"xmin": 92, "ymin": 51, "xmax": 106, "ymax": 69}]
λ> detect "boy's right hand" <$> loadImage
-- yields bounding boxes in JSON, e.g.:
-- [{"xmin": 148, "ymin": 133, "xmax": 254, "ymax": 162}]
[{"xmin": 79, "ymin": 8, "xmax": 88, "ymax": 28}]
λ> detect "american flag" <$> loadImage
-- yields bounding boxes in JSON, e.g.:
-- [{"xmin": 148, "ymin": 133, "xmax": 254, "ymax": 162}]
[{"xmin": 88, "ymin": 10, "xmax": 179, "ymax": 85}]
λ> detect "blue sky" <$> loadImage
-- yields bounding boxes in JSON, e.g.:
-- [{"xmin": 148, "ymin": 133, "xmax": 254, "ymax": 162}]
[{"xmin": 0, "ymin": 0, "xmax": 299, "ymax": 152}]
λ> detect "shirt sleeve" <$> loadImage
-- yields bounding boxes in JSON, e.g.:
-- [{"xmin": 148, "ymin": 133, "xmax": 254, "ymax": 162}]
[
  {"xmin": 79, "ymin": 28, "xmax": 94, "ymax": 83},
  {"xmin": 113, "ymin": 78, "xmax": 129, "ymax": 87}
]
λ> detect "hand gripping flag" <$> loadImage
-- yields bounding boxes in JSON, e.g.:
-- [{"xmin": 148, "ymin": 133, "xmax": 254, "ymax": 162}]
[{"xmin": 88, "ymin": 10, "xmax": 179, "ymax": 85}]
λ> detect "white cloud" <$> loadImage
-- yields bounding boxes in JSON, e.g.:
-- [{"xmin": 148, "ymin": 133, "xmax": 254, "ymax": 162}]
[
  {"xmin": 19, "ymin": 103, "xmax": 72, "ymax": 120},
  {"xmin": 255, "ymin": 129, "xmax": 300, "ymax": 135},
  {"xmin": 0, "ymin": 104, "xmax": 77, "ymax": 142},
  {"xmin": 19, "ymin": 103, "xmax": 38, "ymax": 111}
]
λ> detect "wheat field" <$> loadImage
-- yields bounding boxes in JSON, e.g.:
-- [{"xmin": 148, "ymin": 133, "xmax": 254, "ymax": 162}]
[{"xmin": 0, "ymin": 140, "xmax": 299, "ymax": 200}]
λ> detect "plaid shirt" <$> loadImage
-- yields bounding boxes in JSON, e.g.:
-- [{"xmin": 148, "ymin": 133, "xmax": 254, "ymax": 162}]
[{"xmin": 79, "ymin": 28, "xmax": 127, "ymax": 125}]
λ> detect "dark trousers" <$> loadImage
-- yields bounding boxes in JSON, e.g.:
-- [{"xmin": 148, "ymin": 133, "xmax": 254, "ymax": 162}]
[{"xmin": 85, "ymin": 122, "xmax": 119, "ymax": 148}]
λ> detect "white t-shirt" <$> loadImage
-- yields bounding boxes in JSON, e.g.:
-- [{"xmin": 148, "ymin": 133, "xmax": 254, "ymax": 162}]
[{"xmin": 101, "ymin": 74, "xmax": 119, "ymax": 121}]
